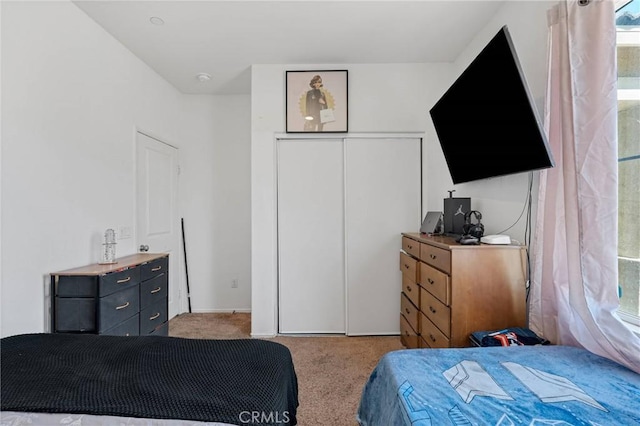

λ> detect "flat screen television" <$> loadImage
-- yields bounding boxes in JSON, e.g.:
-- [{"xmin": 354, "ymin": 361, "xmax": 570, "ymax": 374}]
[{"xmin": 429, "ymin": 25, "xmax": 554, "ymax": 184}]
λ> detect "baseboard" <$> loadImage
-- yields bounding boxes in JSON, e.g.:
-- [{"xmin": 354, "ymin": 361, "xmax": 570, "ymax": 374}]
[
  {"xmin": 189, "ymin": 308, "xmax": 252, "ymax": 314},
  {"xmin": 346, "ymin": 332, "xmax": 401, "ymax": 337},
  {"xmin": 251, "ymin": 333, "xmax": 277, "ymax": 338}
]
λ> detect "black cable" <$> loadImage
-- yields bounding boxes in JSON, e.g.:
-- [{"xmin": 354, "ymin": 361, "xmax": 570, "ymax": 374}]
[
  {"xmin": 524, "ymin": 173, "xmax": 533, "ymax": 303},
  {"xmin": 491, "ymin": 173, "xmax": 535, "ymax": 304},
  {"xmin": 181, "ymin": 218, "xmax": 192, "ymax": 313},
  {"xmin": 496, "ymin": 172, "xmax": 533, "ymax": 236}
]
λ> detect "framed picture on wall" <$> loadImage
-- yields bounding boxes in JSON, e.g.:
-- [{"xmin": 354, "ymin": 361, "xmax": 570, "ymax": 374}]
[{"xmin": 286, "ymin": 70, "xmax": 348, "ymax": 133}]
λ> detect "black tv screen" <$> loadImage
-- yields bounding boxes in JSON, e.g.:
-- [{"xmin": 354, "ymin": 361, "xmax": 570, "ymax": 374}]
[{"xmin": 429, "ymin": 25, "xmax": 554, "ymax": 184}]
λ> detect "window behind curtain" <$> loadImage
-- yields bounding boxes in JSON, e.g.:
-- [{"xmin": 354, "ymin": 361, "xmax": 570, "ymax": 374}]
[{"xmin": 616, "ymin": 0, "xmax": 640, "ymax": 328}]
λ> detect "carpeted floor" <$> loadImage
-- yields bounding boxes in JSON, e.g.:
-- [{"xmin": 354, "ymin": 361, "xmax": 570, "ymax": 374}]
[{"xmin": 169, "ymin": 312, "xmax": 404, "ymax": 425}]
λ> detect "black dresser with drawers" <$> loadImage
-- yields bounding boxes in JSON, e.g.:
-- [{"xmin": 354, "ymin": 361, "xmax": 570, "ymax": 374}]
[{"xmin": 50, "ymin": 253, "xmax": 169, "ymax": 336}]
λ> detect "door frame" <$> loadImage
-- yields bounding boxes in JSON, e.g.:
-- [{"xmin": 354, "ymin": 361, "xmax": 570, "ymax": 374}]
[{"xmin": 134, "ymin": 128, "xmax": 184, "ymax": 316}]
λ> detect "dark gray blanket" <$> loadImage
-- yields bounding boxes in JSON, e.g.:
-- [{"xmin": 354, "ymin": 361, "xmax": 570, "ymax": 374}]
[{"xmin": 1, "ymin": 333, "xmax": 298, "ymax": 425}]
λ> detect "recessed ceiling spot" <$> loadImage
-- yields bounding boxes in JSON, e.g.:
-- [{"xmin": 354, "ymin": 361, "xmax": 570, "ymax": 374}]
[
  {"xmin": 149, "ymin": 16, "xmax": 164, "ymax": 25},
  {"xmin": 196, "ymin": 73, "xmax": 212, "ymax": 82}
]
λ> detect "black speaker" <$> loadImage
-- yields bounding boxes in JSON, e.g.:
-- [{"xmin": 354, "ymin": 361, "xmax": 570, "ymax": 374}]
[
  {"xmin": 463, "ymin": 210, "xmax": 485, "ymax": 239},
  {"xmin": 443, "ymin": 196, "xmax": 470, "ymax": 235}
]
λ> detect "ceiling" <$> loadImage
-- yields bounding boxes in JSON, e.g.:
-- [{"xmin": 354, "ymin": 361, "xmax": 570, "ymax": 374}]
[{"xmin": 73, "ymin": 1, "xmax": 506, "ymax": 95}]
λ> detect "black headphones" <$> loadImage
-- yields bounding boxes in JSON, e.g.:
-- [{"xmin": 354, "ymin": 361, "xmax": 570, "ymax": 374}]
[{"xmin": 463, "ymin": 210, "xmax": 485, "ymax": 239}]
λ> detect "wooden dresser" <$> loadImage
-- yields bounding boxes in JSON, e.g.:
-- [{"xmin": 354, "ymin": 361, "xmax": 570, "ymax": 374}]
[
  {"xmin": 400, "ymin": 233, "xmax": 526, "ymax": 348},
  {"xmin": 51, "ymin": 253, "xmax": 169, "ymax": 336}
]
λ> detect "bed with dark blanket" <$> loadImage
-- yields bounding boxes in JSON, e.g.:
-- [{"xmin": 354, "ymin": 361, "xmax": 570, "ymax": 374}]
[
  {"xmin": 1, "ymin": 333, "xmax": 298, "ymax": 425},
  {"xmin": 357, "ymin": 345, "xmax": 640, "ymax": 425}
]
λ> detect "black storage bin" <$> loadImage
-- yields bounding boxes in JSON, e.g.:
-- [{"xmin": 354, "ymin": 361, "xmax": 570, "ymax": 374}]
[{"xmin": 470, "ymin": 327, "xmax": 550, "ymax": 347}]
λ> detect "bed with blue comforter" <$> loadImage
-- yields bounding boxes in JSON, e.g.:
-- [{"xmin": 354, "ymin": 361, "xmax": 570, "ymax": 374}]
[{"xmin": 357, "ymin": 345, "xmax": 639, "ymax": 425}]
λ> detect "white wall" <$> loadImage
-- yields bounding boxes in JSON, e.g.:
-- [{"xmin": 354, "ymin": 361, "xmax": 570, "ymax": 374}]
[
  {"xmin": 0, "ymin": 1, "xmax": 251, "ymax": 336},
  {"xmin": 250, "ymin": 1, "xmax": 554, "ymax": 336},
  {"xmin": 1, "ymin": 1, "xmax": 173, "ymax": 335},
  {"xmin": 177, "ymin": 95, "xmax": 252, "ymax": 313},
  {"xmin": 425, "ymin": 1, "xmax": 554, "ymax": 240},
  {"xmin": 250, "ymin": 63, "xmax": 452, "ymax": 336}
]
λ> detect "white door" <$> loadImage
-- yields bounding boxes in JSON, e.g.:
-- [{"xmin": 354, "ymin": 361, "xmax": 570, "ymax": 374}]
[
  {"xmin": 345, "ymin": 138, "xmax": 421, "ymax": 335},
  {"xmin": 136, "ymin": 132, "xmax": 182, "ymax": 319},
  {"xmin": 277, "ymin": 139, "xmax": 345, "ymax": 333}
]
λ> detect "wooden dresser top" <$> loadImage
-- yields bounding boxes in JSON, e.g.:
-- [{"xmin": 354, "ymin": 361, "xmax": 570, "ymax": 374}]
[
  {"xmin": 51, "ymin": 253, "xmax": 168, "ymax": 276},
  {"xmin": 402, "ymin": 232, "xmax": 524, "ymax": 250}
]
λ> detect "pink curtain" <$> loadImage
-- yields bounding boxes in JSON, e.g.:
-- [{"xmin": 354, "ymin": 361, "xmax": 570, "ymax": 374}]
[{"xmin": 529, "ymin": 0, "xmax": 640, "ymax": 373}]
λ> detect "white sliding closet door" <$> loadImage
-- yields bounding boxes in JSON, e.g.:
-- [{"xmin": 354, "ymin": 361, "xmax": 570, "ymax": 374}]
[
  {"xmin": 277, "ymin": 139, "xmax": 345, "ymax": 333},
  {"xmin": 345, "ymin": 138, "xmax": 421, "ymax": 335}
]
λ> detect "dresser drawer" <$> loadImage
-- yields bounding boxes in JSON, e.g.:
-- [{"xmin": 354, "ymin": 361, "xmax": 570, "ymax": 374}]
[
  {"xmin": 98, "ymin": 285, "xmax": 139, "ymax": 331},
  {"xmin": 55, "ymin": 275, "xmax": 97, "ymax": 297},
  {"xmin": 420, "ymin": 243, "xmax": 451, "ymax": 274},
  {"xmin": 421, "ymin": 287, "xmax": 451, "ymax": 337},
  {"xmin": 420, "ymin": 312, "xmax": 450, "ymax": 348},
  {"xmin": 141, "ymin": 256, "xmax": 168, "ymax": 282},
  {"xmin": 55, "ymin": 298, "xmax": 96, "ymax": 332},
  {"xmin": 400, "ymin": 293, "xmax": 419, "ymax": 333},
  {"xmin": 402, "ymin": 275, "xmax": 420, "ymax": 308},
  {"xmin": 402, "ymin": 236, "xmax": 420, "ymax": 258},
  {"xmin": 419, "ymin": 336, "xmax": 431, "ymax": 349},
  {"xmin": 140, "ymin": 274, "xmax": 168, "ymax": 309},
  {"xmin": 150, "ymin": 321, "xmax": 169, "ymax": 336},
  {"xmin": 140, "ymin": 298, "xmax": 168, "ymax": 335},
  {"xmin": 399, "ymin": 252, "xmax": 418, "ymax": 281},
  {"xmin": 400, "ymin": 315, "xmax": 419, "ymax": 349},
  {"xmin": 100, "ymin": 313, "xmax": 140, "ymax": 336},
  {"xmin": 99, "ymin": 268, "xmax": 140, "ymax": 297},
  {"xmin": 419, "ymin": 262, "xmax": 450, "ymax": 305}
]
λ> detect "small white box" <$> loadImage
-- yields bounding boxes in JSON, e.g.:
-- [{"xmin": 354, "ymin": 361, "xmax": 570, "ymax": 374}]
[{"xmin": 480, "ymin": 234, "xmax": 511, "ymax": 245}]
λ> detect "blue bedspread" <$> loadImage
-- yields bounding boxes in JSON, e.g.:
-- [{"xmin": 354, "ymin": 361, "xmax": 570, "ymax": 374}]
[{"xmin": 357, "ymin": 346, "xmax": 640, "ymax": 425}]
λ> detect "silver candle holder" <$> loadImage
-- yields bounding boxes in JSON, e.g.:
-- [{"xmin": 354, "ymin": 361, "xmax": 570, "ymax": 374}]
[{"xmin": 99, "ymin": 228, "xmax": 117, "ymax": 264}]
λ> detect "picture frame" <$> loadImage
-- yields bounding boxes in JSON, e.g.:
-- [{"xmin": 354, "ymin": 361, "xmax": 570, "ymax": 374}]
[{"xmin": 286, "ymin": 70, "xmax": 348, "ymax": 133}]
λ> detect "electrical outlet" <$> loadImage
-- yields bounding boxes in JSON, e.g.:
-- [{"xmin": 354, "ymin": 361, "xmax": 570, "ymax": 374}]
[{"xmin": 232, "ymin": 279, "xmax": 238, "ymax": 288}]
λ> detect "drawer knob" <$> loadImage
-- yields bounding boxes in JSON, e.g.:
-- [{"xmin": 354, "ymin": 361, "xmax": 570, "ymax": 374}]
[
  {"xmin": 407, "ymin": 244, "xmax": 413, "ymax": 249},
  {"xmin": 430, "ymin": 254, "xmax": 437, "ymax": 260},
  {"xmin": 117, "ymin": 277, "xmax": 131, "ymax": 284},
  {"xmin": 115, "ymin": 301, "xmax": 130, "ymax": 310},
  {"xmin": 405, "ymin": 308, "xmax": 410, "ymax": 314},
  {"xmin": 150, "ymin": 287, "xmax": 162, "ymax": 294},
  {"xmin": 406, "ymin": 286, "xmax": 411, "ymax": 292},
  {"xmin": 427, "ymin": 278, "xmax": 435, "ymax": 285},
  {"xmin": 429, "ymin": 334, "xmax": 436, "ymax": 342},
  {"xmin": 404, "ymin": 264, "xmax": 409, "ymax": 269},
  {"xmin": 149, "ymin": 312, "xmax": 161, "ymax": 321},
  {"xmin": 151, "ymin": 266, "xmax": 162, "ymax": 272},
  {"xmin": 429, "ymin": 306, "xmax": 436, "ymax": 314}
]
